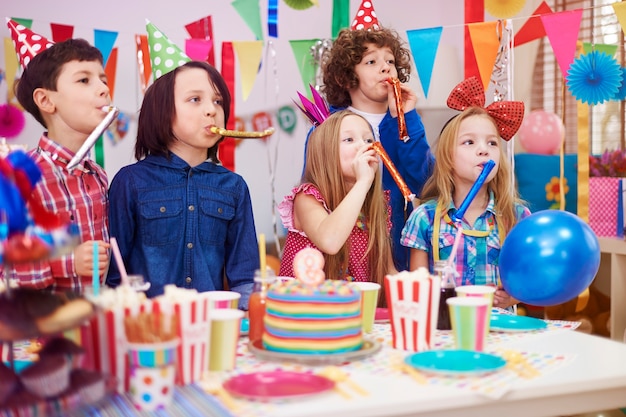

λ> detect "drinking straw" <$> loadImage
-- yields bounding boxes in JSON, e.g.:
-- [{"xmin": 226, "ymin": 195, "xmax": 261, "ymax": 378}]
[
  {"xmin": 93, "ymin": 241, "xmax": 100, "ymax": 296},
  {"xmin": 109, "ymin": 237, "xmax": 129, "ymax": 285},
  {"xmin": 259, "ymin": 233, "xmax": 266, "ymax": 278},
  {"xmin": 447, "ymin": 160, "xmax": 496, "ymax": 269}
]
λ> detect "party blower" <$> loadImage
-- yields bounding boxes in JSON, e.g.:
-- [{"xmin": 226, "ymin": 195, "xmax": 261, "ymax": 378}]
[{"xmin": 66, "ymin": 106, "xmax": 119, "ymax": 170}]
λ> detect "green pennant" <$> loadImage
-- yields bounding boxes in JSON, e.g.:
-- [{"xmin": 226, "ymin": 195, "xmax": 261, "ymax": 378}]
[
  {"xmin": 289, "ymin": 39, "xmax": 318, "ymax": 92},
  {"xmin": 332, "ymin": 0, "xmax": 350, "ymax": 38}
]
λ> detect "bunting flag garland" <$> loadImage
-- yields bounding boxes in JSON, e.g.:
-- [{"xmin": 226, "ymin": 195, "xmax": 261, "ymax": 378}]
[
  {"xmin": 582, "ymin": 42, "xmax": 617, "ymax": 57},
  {"xmin": 93, "ymin": 29, "xmax": 118, "ymax": 67},
  {"xmin": 3, "ymin": 38, "xmax": 19, "ymax": 104},
  {"xmin": 220, "ymin": 41, "xmax": 237, "ymax": 172},
  {"xmin": 10, "ymin": 18, "xmax": 32, "ymax": 29},
  {"xmin": 540, "ymin": 9, "xmax": 583, "ymax": 79},
  {"xmin": 104, "ymin": 47, "xmax": 118, "ymax": 100},
  {"xmin": 513, "ymin": 1, "xmax": 553, "ymax": 47},
  {"xmin": 50, "ymin": 23, "xmax": 73, "ymax": 42},
  {"xmin": 185, "ymin": 16, "xmax": 215, "ymax": 66},
  {"xmin": 134, "ymin": 34, "xmax": 152, "ymax": 94},
  {"xmin": 232, "ymin": 41, "xmax": 264, "ymax": 101},
  {"xmin": 289, "ymin": 39, "xmax": 318, "ymax": 92},
  {"xmin": 467, "ymin": 21, "xmax": 501, "ymax": 91},
  {"xmin": 464, "ymin": 0, "xmax": 483, "ymax": 80},
  {"xmin": 613, "ymin": 1, "xmax": 626, "ymax": 37},
  {"xmin": 231, "ymin": 0, "xmax": 264, "ymax": 40},
  {"xmin": 406, "ymin": 27, "xmax": 442, "ymax": 98},
  {"xmin": 185, "ymin": 38, "xmax": 213, "ymax": 62},
  {"xmin": 332, "ymin": 0, "xmax": 350, "ymax": 38}
]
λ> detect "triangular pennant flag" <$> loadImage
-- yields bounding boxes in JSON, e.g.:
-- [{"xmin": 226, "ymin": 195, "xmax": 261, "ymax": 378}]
[
  {"xmin": 231, "ymin": 0, "xmax": 264, "ymax": 40},
  {"xmin": 290, "ymin": 39, "xmax": 319, "ymax": 92},
  {"xmin": 350, "ymin": 0, "xmax": 380, "ymax": 31},
  {"xmin": 94, "ymin": 29, "xmax": 118, "ymax": 67},
  {"xmin": 105, "ymin": 47, "xmax": 118, "ymax": 100},
  {"xmin": 10, "ymin": 18, "xmax": 32, "ymax": 29},
  {"xmin": 135, "ymin": 34, "xmax": 152, "ymax": 94},
  {"xmin": 4, "ymin": 37, "xmax": 19, "ymax": 104},
  {"xmin": 185, "ymin": 38, "xmax": 213, "ymax": 62},
  {"xmin": 514, "ymin": 1, "xmax": 553, "ymax": 47},
  {"xmin": 6, "ymin": 18, "xmax": 54, "ymax": 68},
  {"xmin": 467, "ymin": 21, "xmax": 500, "ymax": 91},
  {"xmin": 50, "ymin": 23, "xmax": 74, "ymax": 42},
  {"xmin": 332, "ymin": 0, "xmax": 350, "ymax": 38},
  {"xmin": 184, "ymin": 16, "xmax": 215, "ymax": 65},
  {"xmin": 582, "ymin": 42, "xmax": 618, "ymax": 57},
  {"xmin": 220, "ymin": 41, "xmax": 236, "ymax": 172},
  {"xmin": 612, "ymin": 2, "xmax": 626, "ymax": 37},
  {"xmin": 406, "ymin": 27, "xmax": 442, "ymax": 98},
  {"xmin": 145, "ymin": 20, "xmax": 190, "ymax": 80},
  {"xmin": 541, "ymin": 9, "xmax": 583, "ymax": 79},
  {"xmin": 232, "ymin": 41, "xmax": 264, "ymax": 101}
]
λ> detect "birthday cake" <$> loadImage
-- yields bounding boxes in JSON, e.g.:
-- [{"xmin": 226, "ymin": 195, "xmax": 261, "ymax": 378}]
[{"xmin": 262, "ymin": 248, "xmax": 363, "ymax": 354}]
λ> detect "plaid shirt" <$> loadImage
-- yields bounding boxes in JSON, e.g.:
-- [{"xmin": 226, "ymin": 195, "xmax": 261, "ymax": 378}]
[
  {"xmin": 6, "ymin": 134, "xmax": 109, "ymax": 293},
  {"xmin": 400, "ymin": 192, "xmax": 530, "ymax": 286}
]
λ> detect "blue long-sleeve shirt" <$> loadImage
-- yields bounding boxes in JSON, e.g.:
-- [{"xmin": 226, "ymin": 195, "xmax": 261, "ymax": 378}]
[{"xmin": 106, "ymin": 153, "xmax": 257, "ymax": 308}]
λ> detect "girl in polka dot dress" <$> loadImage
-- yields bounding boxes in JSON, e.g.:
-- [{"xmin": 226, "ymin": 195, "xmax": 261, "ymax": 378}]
[{"xmin": 278, "ymin": 110, "xmax": 396, "ymax": 306}]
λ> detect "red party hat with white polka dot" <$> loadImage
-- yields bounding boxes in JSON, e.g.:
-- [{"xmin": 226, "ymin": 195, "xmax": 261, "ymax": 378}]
[
  {"xmin": 6, "ymin": 18, "xmax": 55, "ymax": 68},
  {"xmin": 350, "ymin": 0, "xmax": 380, "ymax": 31}
]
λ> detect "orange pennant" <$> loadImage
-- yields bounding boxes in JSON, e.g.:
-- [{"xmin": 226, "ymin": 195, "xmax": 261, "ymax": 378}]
[
  {"xmin": 467, "ymin": 21, "xmax": 500, "ymax": 91},
  {"xmin": 105, "ymin": 47, "xmax": 118, "ymax": 100},
  {"xmin": 135, "ymin": 34, "xmax": 152, "ymax": 93}
]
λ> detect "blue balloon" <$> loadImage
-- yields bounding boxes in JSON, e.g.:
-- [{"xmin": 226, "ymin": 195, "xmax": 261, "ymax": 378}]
[{"xmin": 499, "ymin": 210, "xmax": 600, "ymax": 306}]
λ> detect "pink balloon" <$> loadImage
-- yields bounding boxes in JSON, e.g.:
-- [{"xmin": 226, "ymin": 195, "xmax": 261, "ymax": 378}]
[{"xmin": 518, "ymin": 110, "xmax": 564, "ymax": 154}]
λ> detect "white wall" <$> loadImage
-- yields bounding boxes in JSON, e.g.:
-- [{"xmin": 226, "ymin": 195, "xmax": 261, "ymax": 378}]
[{"xmin": 0, "ymin": 1, "xmax": 467, "ymax": 245}]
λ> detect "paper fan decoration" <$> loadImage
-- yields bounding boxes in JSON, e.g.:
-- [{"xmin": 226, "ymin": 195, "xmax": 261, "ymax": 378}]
[
  {"xmin": 283, "ymin": 0, "xmax": 318, "ymax": 10},
  {"xmin": 485, "ymin": 0, "xmax": 527, "ymax": 19},
  {"xmin": 566, "ymin": 51, "xmax": 622, "ymax": 106},
  {"xmin": 0, "ymin": 104, "xmax": 26, "ymax": 139},
  {"xmin": 614, "ymin": 67, "xmax": 626, "ymax": 101}
]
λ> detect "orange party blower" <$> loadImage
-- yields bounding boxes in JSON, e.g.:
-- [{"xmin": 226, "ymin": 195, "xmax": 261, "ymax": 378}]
[
  {"xmin": 371, "ymin": 142, "xmax": 415, "ymax": 203},
  {"xmin": 388, "ymin": 78, "xmax": 409, "ymax": 142}
]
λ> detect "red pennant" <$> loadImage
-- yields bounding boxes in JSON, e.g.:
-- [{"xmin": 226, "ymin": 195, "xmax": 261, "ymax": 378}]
[
  {"xmin": 105, "ymin": 47, "xmax": 118, "ymax": 100},
  {"xmin": 50, "ymin": 23, "xmax": 74, "ymax": 42},
  {"xmin": 514, "ymin": 1, "xmax": 553, "ymax": 47},
  {"xmin": 135, "ymin": 34, "xmax": 152, "ymax": 93},
  {"xmin": 185, "ymin": 16, "xmax": 215, "ymax": 66},
  {"xmin": 464, "ymin": 0, "xmax": 483, "ymax": 80},
  {"xmin": 219, "ymin": 41, "xmax": 236, "ymax": 172}
]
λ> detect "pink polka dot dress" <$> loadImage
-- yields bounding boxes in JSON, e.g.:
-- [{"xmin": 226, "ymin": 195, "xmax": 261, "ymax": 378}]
[{"xmin": 278, "ymin": 183, "xmax": 390, "ymax": 282}]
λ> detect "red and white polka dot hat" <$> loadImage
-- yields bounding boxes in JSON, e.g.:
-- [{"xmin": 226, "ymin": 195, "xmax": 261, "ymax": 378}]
[
  {"xmin": 350, "ymin": 0, "xmax": 380, "ymax": 31},
  {"xmin": 6, "ymin": 18, "xmax": 55, "ymax": 68}
]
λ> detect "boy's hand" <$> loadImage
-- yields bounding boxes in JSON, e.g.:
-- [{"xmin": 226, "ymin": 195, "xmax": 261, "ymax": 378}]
[
  {"xmin": 74, "ymin": 240, "xmax": 110, "ymax": 277},
  {"xmin": 387, "ymin": 81, "xmax": 418, "ymax": 117}
]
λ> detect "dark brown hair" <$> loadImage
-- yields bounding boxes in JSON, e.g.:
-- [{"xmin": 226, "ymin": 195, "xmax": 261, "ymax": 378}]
[
  {"xmin": 322, "ymin": 28, "xmax": 412, "ymax": 108},
  {"xmin": 135, "ymin": 61, "xmax": 231, "ymax": 162},
  {"xmin": 14, "ymin": 39, "xmax": 103, "ymax": 128}
]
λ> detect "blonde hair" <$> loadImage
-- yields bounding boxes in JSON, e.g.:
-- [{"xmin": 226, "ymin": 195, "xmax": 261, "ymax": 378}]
[
  {"xmin": 303, "ymin": 110, "xmax": 392, "ymax": 304},
  {"xmin": 420, "ymin": 107, "xmax": 523, "ymax": 237}
]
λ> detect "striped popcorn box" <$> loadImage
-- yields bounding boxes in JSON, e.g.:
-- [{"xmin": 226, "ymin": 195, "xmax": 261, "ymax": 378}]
[{"xmin": 384, "ymin": 269, "xmax": 440, "ymax": 352}]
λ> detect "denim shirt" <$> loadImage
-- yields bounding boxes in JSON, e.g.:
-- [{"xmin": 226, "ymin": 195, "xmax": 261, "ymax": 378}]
[{"xmin": 106, "ymin": 153, "xmax": 258, "ymax": 308}]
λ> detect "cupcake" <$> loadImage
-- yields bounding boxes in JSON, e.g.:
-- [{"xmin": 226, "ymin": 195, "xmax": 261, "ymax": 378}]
[
  {"xmin": 69, "ymin": 369, "xmax": 106, "ymax": 404},
  {"xmin": 0, "ymin": 362, "xmax": 19, "ymax": 405},
  {"xmin": 20, "ymin": 356, "xmax": 70, "ymax": 398},
  {"xmin": 38, "ymin": 337, "xmax": 85, "ymax": 369}
]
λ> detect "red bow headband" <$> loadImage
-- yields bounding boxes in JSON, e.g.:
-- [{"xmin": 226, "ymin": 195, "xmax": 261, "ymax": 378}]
[{"xmin": 446, "ymin": 77, "xmax": 525, "ymax": 141}]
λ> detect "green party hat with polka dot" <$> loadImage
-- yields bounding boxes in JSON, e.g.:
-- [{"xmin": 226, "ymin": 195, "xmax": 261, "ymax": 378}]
[{"xmin": 145, "ymin": 19, "xmax": 190, "ymax": 80}]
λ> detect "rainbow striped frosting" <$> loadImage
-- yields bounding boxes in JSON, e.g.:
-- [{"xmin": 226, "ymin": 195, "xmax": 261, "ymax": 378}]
[{"xmin": 262, "ymin": 280, "xmax": 363, "ymax": 354}]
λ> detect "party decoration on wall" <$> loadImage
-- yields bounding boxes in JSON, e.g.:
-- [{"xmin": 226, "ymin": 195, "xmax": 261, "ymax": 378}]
[
  {"xmin": 94, "ymin": 29, "xmax": 118, "ymax": 67},
  {"xmin": 135, "ymin": 34, "xmax": 152, "ymax": 94},
  {"xmin": 485, "ymin": 0, "xmax": 526, "ymax": 19},
  {"xmin": 464, "ymin": 0, "xmax": 483, "ymax": 80},
  {"xmin": 310, "ymin": 38, "xmax": 332, "ymax": 93},
  {"xmin": 3, "ymin": 38, "xmax": 19, "ymax": 104},
  {"xmin": 50, "ymin": 22, "xmax": 73, "ymax": 42},
  {"xmin": 0, "ymin": 104, "xmax": 25, "ymax": 139},
  {"xmin": 185, "ymin": 38, "xmax": 213, "ymax": 62},
  {"xmin": 518, "ymin": 110, "xmax": 564, "ymax": 154},
  {"xmin": 582, "ymin": 42, "xmax": 617, "ymax": 57},
  {"xmin": 513, "ymin": 1, "xmax": 552, "ymax": 47},
  {"xmin": 491, "ymin": 20, "xmax": 514, "ymax": 103},
  {"xmin": 252, "ymin": 112, "xmax": 273, "ymax": 138},
  {"xmin": 268, "ymin": 0, "xmax": 278, "ymax": 38},
  {"xmin": 220, "ymin": 41, "xmax": 236, "ymax": 172},
  {"xmin": 231, "ymin": 0, "xmax": 264, "ymax": 41},
  {"xmin": 406, "ymin": 27, "xmax": 442, "ymax": 98},
  {"xmin": 277, "ymin": 105, "xmax": 297, "ymax": 134},
  {"xmin": 6, "ymin": 18, "xmax": 54, "ymax": 67},
  {"xmin": 284, "ymin": 0, "xmax": 318, "ymax": 10},
  {"xmin": 613, "ymin": 1, "xmax": 626, "ymax": 37},
  {"xmin": 566, "ymin": 51, "xmax": 622, "ymax": 106},
  {"xmin": 10, "ymin": 18, "xmax": 32, "ymax": 29},
  {"xmin": 290, "ymin": 39, "xmax": 319, "ymax": 92},
  {"xmin": 105, "ymin": 111, "xmax": 131, "ymax": 145},
  {"xmin": 185, "ymin": 16, "xmax": 215, "ymax": 66},
  {"xmin": 614, "ymin": 68, "xmax": 626, "ymax": 101},
  {"xmin": 350, "ymin": 0, "xmax": 379, "ymax": 31},
  {"xmin": 332, "ymin": 0, "xmax": 350, "ymax": 38},
  {"xmin": 540, "ymin": 9, "xmax": 583, "ymax": 79},
  {"xmin": 499, "ymin": 210, "xmax": 600, "ymax": 306},
  {"xmin": 145, "ymin": 20, "xmax": 190, "ymax": 80},
  {"xmin": 467, "ymin": 21, "xmax": 500, "ymax": 91},
  {"xmin": 104, "ymin": 47, "xmax": 118, "ymax": 99},
  {"xmin": 232, "ymin": 41, "xmax": 264, "ymax": 101}
]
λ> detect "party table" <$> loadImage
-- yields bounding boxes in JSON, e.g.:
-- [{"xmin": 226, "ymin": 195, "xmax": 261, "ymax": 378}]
[{"xmin": 65, "ymin": 318, "xmax": 626, "ymax": 417}]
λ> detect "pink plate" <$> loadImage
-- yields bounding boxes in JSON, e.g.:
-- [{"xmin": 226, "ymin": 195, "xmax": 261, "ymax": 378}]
[
  {"xmin": 375, "ymin": 307, "xmax": 389, "ymax": 323},
  {"xmin": 223, "ymin": 371, "xmax": 335, "ymax": 400}
]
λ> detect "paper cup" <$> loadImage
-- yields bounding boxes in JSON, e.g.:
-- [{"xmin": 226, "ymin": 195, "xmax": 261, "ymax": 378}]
[
  {"xmin": 127, "ymin": 339, "xmax": 179, "ymax": 368},
  {"xmin": 208, "ymin": 309, "xmax": 244, "ymax": 371},
  {"xmin": 205, "ymin": 291, "xmax": 241, "ymax": 309},
  {"xmin": 350, "ymin": 282, "xmax": 380, "ymax": 333},
  {"xmin": 129, "ymin": 364, "xmax": 175, "ymax": 411},
  {"xmin": 455, "ymin": 285, "xmax": 496, "ymax": 334},
  {"xmin": 447, "ymin": 297, "xmax": 490, "ymax": 352}
]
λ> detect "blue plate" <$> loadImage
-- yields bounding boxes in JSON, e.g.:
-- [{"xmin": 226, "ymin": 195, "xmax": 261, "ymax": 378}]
[
  {"xmin": 490, "ymin": 314, "xmax": 547, "ymax": 332},
  {"xmin": 240, "ymin": 317, "xmax": 250, "ymax": 336},
  {"xmin": 404, "ymin": 350, "xmax": 506, "ymax": 376}
]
